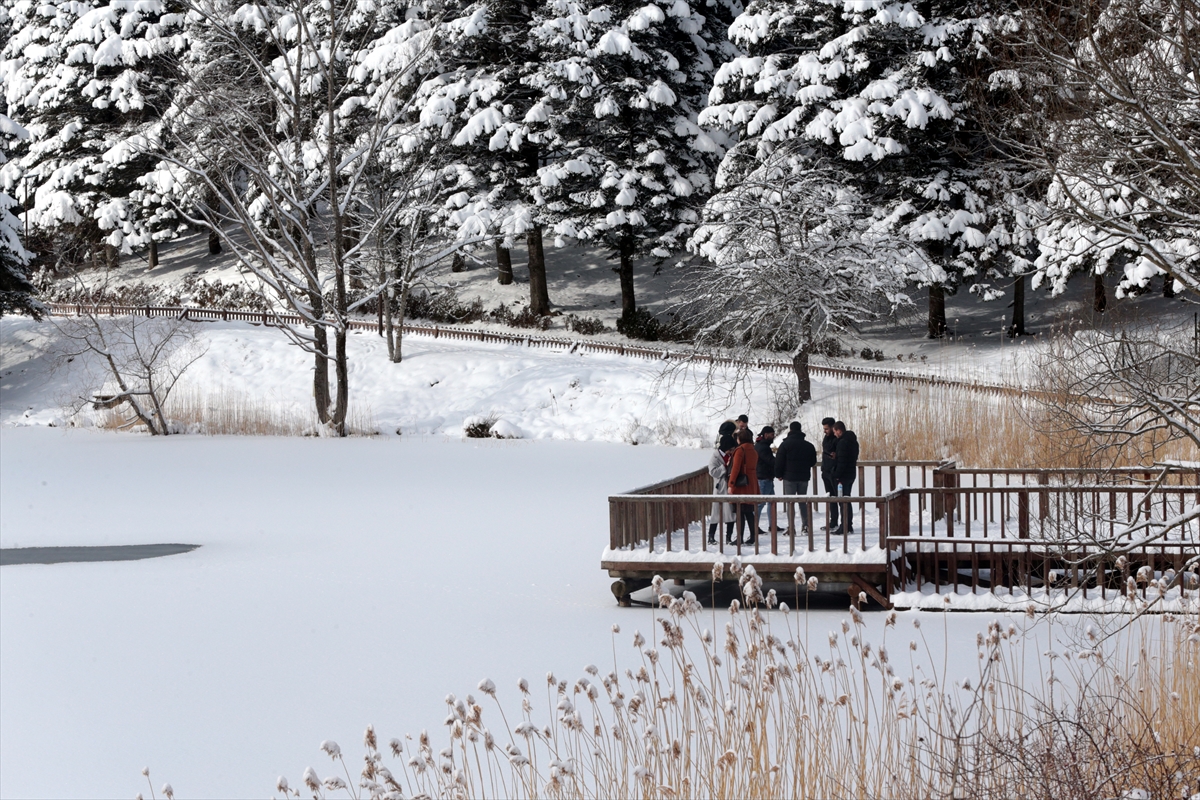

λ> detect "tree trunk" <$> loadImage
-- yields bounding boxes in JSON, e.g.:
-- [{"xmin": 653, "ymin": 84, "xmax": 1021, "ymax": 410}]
[
  {"xmin": 928, "ymin": 283, "xmax": 947, "ymax": 339},
  {"xmin": 792, "ymin": 348, "xmax": 812, "ymax": 404},
  {"xmin": 1008, "ymin": 273, "xmax": 1026, "ymax": 337},
  {"xmin": 527, "ymin": 225, "xmax": 550, "ymax": 316},
  {"xmin": 208, "ymin": 229, "xmax": 222, "ymax": 255},
  {"xmin": 618, "ymin": 235, "xmax": 636, "ymax": 321},
  {"xmin": 496, "ymin": 241, "xmax": 513, "ymax": 285},
  {"xmin": 1093, "ymin": 272, "xmax": 1108, "ymax": 313},
  {"xmin": 148, "ymin": 240, "xmax": 159, "ymax": 270},
  {"xmin": 104, "ymin": 243, "xmax": 119, "ymax": 271},
  {"xmin": 391, "ymin": 279, "xmax": 410, "ymax": 364},
  {"xmin": 331, "ymin": 329, "xmax": 349, "ymax": 436},
  {"xmin": 451, "ymin": 251, "xmax": 467, "ymax": 273},
  {"xmin": 312, "ymin": 327, "xmax": 331, "ymax": 424},
  {"xmin": 1164, "ymin": 271, "xmax": 1176, "ymax": 298}
]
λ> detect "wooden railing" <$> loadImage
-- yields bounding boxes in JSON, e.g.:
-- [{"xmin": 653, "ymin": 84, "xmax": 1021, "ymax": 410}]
[
  {"xmin": 46, "ymin": 302, "xmax": 1044, "ymax": 398},
  {"xmin": 606, "ymin": 461, "xmax": 1200, "ymax": 598}
]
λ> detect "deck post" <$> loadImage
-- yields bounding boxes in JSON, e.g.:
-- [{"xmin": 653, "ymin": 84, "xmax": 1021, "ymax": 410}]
[{"xmin": 1018, "ymin": 490, "xmax": 1030, "ymax": 539}]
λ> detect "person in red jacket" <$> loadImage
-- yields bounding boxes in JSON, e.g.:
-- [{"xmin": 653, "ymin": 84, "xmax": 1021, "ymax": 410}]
[{"xmin": 727, "ymin": 428, "xmax": 760, "ymax": 545}]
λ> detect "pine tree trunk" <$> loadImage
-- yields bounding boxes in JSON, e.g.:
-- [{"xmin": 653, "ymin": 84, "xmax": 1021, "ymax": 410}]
[
  {"xmin": 1008, "ymin": 273, "xmax": 1026, "ymax": 336},
  {"xmin": 527, "ymin": 225, "xmax": 551, "ymax": 316},
  {"xmin": 618, "ymin": 236, "xmax": 636, "ymax": 321},
  {"xmin": 208, "ymin": 229, "xmax": 222, "ymax": 255},
  {"xmin": 104, "ymin": 243, "xmax": 119, "ymax": 271},
  {"xmin": 1093, "ymin": 272, "xmax": 1108, "ymax": 313},
  {"xmin": 148, "ymin": 240, "xmax": 159, "ymax": 270},
  {"xmin": 496, "ymin": 241, "xmax": 513, "ymax": 285},
  {"xmin": 928, "ymin": 283, "xmax": 947, "ymax": 339},
  {"xmin": 1164, "ymin": 271, "xmax": 1176, "ymax": 298}
]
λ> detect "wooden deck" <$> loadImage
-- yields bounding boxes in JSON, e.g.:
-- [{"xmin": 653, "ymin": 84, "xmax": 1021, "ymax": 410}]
[{"xmin": 603, "ymin": 460, "xmax": 1200, "ymax": 610}]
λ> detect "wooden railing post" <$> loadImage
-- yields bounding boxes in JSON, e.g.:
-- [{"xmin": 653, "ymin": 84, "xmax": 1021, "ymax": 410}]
[{"xmin": 1018, "ymin": 490, "xmax": 1030, "ymax": 539}]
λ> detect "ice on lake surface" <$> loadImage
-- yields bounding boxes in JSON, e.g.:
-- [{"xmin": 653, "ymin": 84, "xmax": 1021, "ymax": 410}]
[{"xmin": 0, "ymin": 427, "xmax": 1109, "ymax": 799}]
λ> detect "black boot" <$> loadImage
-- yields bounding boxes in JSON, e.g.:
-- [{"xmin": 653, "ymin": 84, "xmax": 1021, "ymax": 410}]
[
  {"xmin": 725, "ymin": 522, "xmax": 736, "ymax": 544},
  {"xmin": 707, "ymin": 523, "xmax": 718, "ymax": 545}
]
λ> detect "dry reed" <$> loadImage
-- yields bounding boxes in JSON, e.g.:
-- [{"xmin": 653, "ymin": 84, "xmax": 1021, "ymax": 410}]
[
  {"xmin": 281, "ymin": 569, "xmax": 1200, "ymax": 800},
  {"xmin": 811, "ymin": 381, "xmax": 1199, "ymax": 468},
  {"xmin": 98, "ymin": 386, "xmax": 379, "ymax": 437}
]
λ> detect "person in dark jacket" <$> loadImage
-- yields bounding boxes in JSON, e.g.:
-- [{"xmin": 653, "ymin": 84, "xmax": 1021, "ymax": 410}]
[
  {"xmin": 831, "ymin": 421, "xmax": 860, "ymax": 533},
  {"xmin": 775, "ymin": 421, "xmax": 817, "ymax": 534},
  {"xmin": 820, "ymin": 417, "xmax": 840, "ymax": 532},
  {"xmin": 727, "ymin": 428, "xmax": 759, "ymax": 544},
  {"xmin": 754, "ymin": 426, "xmax": 777, "ymax": 532}
]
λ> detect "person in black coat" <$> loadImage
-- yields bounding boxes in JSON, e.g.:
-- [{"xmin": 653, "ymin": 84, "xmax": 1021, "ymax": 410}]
[
  {"xmin": 753, "ymin": 426, "xmax": 777, "ymax": 532},
  {"xmin": 820, "ymin": 417, "xmax": 840, "ymax": 532},
  {"xmin": 831, "ymin": 421, "xmax": 860, "ymax": 533},
  {"xmin": 775, "ymin": 421, "xmax": 817, "ymax": 533}
]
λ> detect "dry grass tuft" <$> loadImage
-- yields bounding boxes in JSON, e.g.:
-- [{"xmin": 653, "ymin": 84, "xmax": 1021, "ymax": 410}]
[
  {"xmin": 281, "ymin": 576, "xmax": 1200, "ymax": 800},
  {"xmin": 97, "ymin": 386, "xmax": 379, "ymax": 437}
]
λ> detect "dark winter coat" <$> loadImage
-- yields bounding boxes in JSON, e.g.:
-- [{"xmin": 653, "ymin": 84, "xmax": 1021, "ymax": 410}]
[
  {"xmin": 728, "ymin": 442, "xmax": 759, "ymax": 496},
  {"xmin": 832, "ymin": 431, "xmax": 860, "ymax": 484},
  {"xmin": 775, "ymin": 431, "xmax": 817, "ymax": 482},
  {"xmin": 754, "ymin": 438, "xmax": 776, "ymax": 480},
  {"xmin": 821, "ymin": 433, "xmax": 838, "ymax": 476}
]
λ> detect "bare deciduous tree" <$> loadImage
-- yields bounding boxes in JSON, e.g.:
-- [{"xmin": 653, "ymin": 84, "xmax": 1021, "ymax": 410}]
[
  {"xmin": 680, "ymin": 152, "xmax": 920, "ymax": 405},
  {"xmin": 1002, "ymin": 0, "xmax": 1200, "ymax": 298},
  {"xmin": 151, "ymin": 0, "xmax": 442, "ymax": 435},
  {"xmin": 54, "ymin": 310, "xmax": 206, "ymax": 435}
]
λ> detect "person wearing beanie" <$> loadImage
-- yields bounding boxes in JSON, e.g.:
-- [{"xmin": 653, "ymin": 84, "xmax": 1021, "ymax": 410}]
[
  {"xmin": 775, "ymin": 421, "xmax": 817, "ymax": 534},
  {"xmin": 707, "ymin": 428, "xmax": 737, "ymax": 544}
]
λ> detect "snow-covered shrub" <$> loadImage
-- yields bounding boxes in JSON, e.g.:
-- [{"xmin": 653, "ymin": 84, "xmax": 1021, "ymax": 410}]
[
  {"xmin": 462, "ymin": 415, "xmax": 522, "ymax": 439},
  {"xmin": 462, "ymin": 415, "xmax": 498, "ymax": 439}
]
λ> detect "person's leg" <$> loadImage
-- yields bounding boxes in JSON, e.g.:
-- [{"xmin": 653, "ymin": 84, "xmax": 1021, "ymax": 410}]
[
  {"xmin": 757, "ymin": 479, "xmax": 775, "ymax": 530},
  {"xmin": 739, "ymin": 503, "xmax": 756, "ymax": 543},
  {"xmin": 782, "ymin": 480, "xmax": 800, "ymax": 532},
  {"xmin": 840, "ymin": 477, "xmax": 856, "ymax": 533},
  {"xmin": 824, "ymin": 474, "xmax": 839, "ymax": 531},
  {"xmin": 797, "ymin": 480, "xmax": 810, "ymax": 531}
]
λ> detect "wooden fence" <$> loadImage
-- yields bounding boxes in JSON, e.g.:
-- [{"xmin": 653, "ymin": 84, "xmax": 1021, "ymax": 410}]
[
  {"xmin": 606, "ymin": 461, "xmax": 1200, "ymax": 600},
  {"xmin": 45, "ymin": 302, "xmax": 1042, "ymax": 398}
]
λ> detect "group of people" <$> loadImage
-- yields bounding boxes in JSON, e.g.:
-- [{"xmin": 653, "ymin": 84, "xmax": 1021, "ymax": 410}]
[{"xmin": 706, "ymin": 414, "xmax": 860, "ymax": 545}]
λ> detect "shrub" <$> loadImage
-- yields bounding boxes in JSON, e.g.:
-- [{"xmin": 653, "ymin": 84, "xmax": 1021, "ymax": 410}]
[
  {"xmin": 407, "ymin": 289, "xmax": 486, "ymax": 324},
  {"xmin": 462, "ymin": 415, "xmax": 497, "ymax": 438},
  {"xmin": 489, "ymin": 304, "xmax": 553, "ymax": 330},
  {"xmin": 565, "ymin": 314, "xmax": 608, "ymax": 336}
]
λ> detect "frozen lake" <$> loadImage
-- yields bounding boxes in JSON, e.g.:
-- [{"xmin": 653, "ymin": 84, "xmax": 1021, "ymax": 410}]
[{"xmin": 0, "ymin": 428, "xmax": 1082, "ymax": 798}]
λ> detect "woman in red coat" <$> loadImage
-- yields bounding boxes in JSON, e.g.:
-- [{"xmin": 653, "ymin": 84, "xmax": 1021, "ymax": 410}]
[{"xmin": 727, "ymin": 428, "xmax": 760, "ymax": 545}]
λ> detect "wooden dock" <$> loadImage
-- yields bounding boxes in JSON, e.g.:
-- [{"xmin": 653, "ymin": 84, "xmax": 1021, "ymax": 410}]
[{"xmin": 603, "ymin": 460, "xmax": 1200, "ymax": 610}]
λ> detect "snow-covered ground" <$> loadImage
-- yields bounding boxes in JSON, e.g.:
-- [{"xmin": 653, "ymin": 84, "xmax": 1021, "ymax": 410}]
[
  {"xmin": 56, "ymin": 230, "xmax": 1197, "ymax": 385},
  {"xmin": 0, "ymin": 314, "xmax": 1188, "ymax": 798},
  {"xmin": 0, "ymin": 426, "xmax": 1124, "ymax": 800},
  {"xmin": 1, "ymin": 314, "xmax": 867, "ymax": 440}
]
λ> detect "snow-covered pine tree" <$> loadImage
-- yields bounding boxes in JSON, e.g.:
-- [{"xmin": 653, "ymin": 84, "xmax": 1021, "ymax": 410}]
[
  {"xmin": 702, "ymin": 0, "xmax": 1026, "ymax": 338},
  {"xmin": 416, "ymin": 0, "xmax": 556, "ymax": 312},
  {"xmin": 527, "ymin": 0, "xmax": 733, "ymax": 328},
  {"xmin": 0, "ymin": 112, "xmax": 39, "ymax": 317},
  {"xmin": 0, "ymin": 0, "xmax": 185, "ymax": 273}
]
